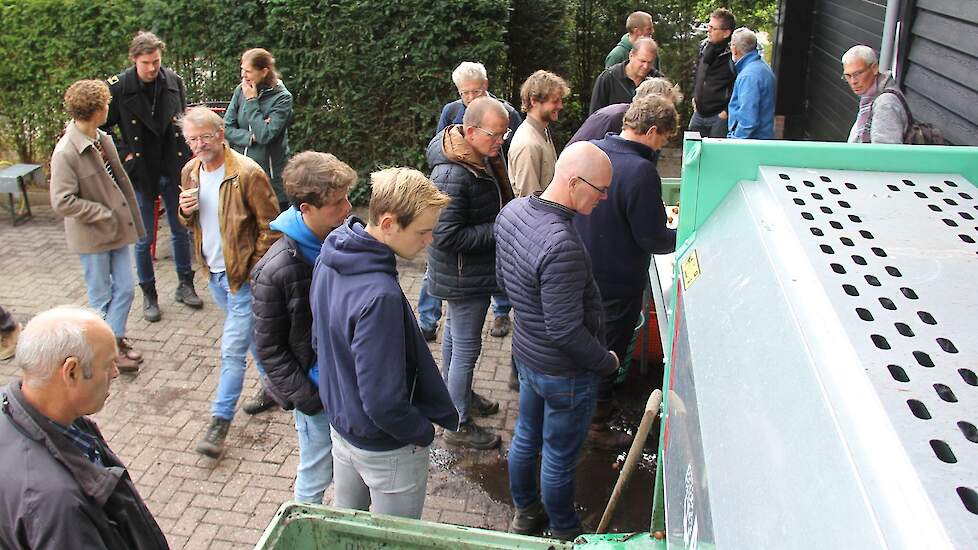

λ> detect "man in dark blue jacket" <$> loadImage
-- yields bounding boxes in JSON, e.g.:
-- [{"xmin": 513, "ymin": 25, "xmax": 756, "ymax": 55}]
[
  {"xmin": 574, "ymin": 95, "xmax": 678, "ymax": 449},
  {"xmin": 496, "ymin": 142, "xmax": 619, "ymax": 540},
  {"xmin": 310, "ymin": 167, "xmax": 458, "ymax": 519}
]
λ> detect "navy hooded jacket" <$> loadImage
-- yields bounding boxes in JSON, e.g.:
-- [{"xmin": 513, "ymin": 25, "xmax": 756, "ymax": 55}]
[
  {"xmin": 310, "ymin": 217, "xmax": 459, "ymax": 451},
  {"xmin": 574, "ymin": 135, "xmax": 677, "ymax": 299}
]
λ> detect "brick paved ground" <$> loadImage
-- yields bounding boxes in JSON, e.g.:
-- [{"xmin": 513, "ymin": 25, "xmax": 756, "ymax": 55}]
[{"xmin": 0, "ymin": 196, "xmax": 524, "ymax": 549}]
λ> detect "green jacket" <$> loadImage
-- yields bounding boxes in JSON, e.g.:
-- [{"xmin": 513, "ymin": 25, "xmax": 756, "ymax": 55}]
[
  {"xmin": 604, "ymin": 34, "xmax": 632, "ymax": 68},
  {"xmin": 224, "ymin": 80, "xmax": 293, "ymax": 208}
]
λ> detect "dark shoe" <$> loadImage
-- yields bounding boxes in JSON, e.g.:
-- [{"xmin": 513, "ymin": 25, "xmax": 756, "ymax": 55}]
[
  {"xmin": 490, "ymin": 315, "xmax": 511, "ymax": 338},
  {"xmin": 0, "ymin": 322, "xmax": 21, "ymax": 361},
  {"xmin": 470, "ymin": 391, "xmax": 499, "ymax": 417},
  {"xmin": 175, "ymin": 271, "xmax": 203, "ymax": 309},
  {"xmin": 195, "ymin": 417, "xmax": 231, "ymax": 458},
  {"xmin": 140, "ymin": 282, "xmax": 161, "ymax": 323},
  {"xmin": 511, "ymin": 500, "xmax": 549, "ymax": 535},
  {"xmin": 549, "ymin": 523, "xmax": 587, "ymax": 541},
  {"xmin": 587, "ymin": 424, "xmax": 634, "ymax": 450},
  {"xmin": 115, "ymin": 350, "xmax": 140, "ymax": 373},
  {"xmin": 443, "ymin": 421, "xmax": 501, "ymax": 450},
  {"xmin": 508, "ymin": 366, "xmax": 519, "ymax": 391},
  {"xmin": 242, "ymin": 387, "xmax": 277, "ymax": 415},
  {"xmin": 116, "ymin": 337, "xmax": 143, "ymax": 364},
  {"xmin": 421, "ymin": 325, "xmax": 437, "ymax": 342}
]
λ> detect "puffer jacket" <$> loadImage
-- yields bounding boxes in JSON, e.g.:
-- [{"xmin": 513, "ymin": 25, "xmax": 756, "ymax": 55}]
[
  {"xmin": 495, "ymin": 196, "xmax": 617, "ymax": 377},
  {"xmin": 426, "ymin": 125, "xmax": 514, "ymax": 300},
  {"xmin": 178, "ymin": 144, "xmax": 281, "ymax": 292},
  {"xmin": 0, "ymin": 383, "xmax": 169, "ymax": 550},
  {"xmin": 251, "ymin": 236, "xmax": 321, "ymax": 415},
  {"xmin": 224, "ymin": 80, "xmax": 293, "ymax": 208}
]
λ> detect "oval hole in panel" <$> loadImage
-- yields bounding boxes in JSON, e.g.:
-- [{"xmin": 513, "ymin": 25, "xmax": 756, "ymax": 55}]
[
  {"xmin": 895, "ymin": 323, "xmax": 914, "ymax": 337},
  {"xmin": 929, "ymin": 204, "xmax": 942, "ymax": 212},
  {"xmin": 852, "ymin": 255, "xmax": 867, "ymax": 266},
  {"xmin": 810, "ymin": 227, "xmax": 823, "ymax": 236},
  {"xmin": 959, "ymin": 421, "xmax": 978, "ymax": 444},
  {"xmin": 879, "ymin": 297, "xmax": 896, "ymax": 309},
  {"xmin": 959, "ymin": 368, "xmax": 978, "ymax": 386},
  {"xmin": 871, "ymin": 247, "xmax": 887, "ymax": 257},
  {"xmin": 887, "ymin": 364, "xmax": 909, "ymax": 382},
  {"xmin": 929, "ymin": 440, "xmax": 957, "ymax": 463},
  {"xmin": 914, "ymin": 351, "xmax": 935, "ymax": 367},
  {"xmin": 840, "ymin": 237, "xmax": 855, "ymax": 246},
  {"xmin": 908, "ymin": 399, "xmax": 931, "ymax": 419},
  {"xmin": 900, "ymin": 287, "xmax": 918, "ymax": 299},
  {"xmin": 885, "ymin": 266, "xmax": 902, "ymax": 277},
  {"xmin": 860, "ymin": 230, "xmax": 874, "ymax": 239},
  {"xmin": 865, "ymin": 275, "xmax": 881, "ymax": 286},
  {"xmin": 934, "ymin": 383, "xmax": 957, "ymax": 402},
  {"xmin": 856, "ymin": 308, "xmax": 873, "ymax": 321},
  {"xmin": 843, "ymin": 284, "xmax": 859, "ymax": 296},
  {"xmin": 871, "ymin": 334, "xmax": 891, "ymax": 349},
  {"xmin": 820, "ymin": 244, "xmax": 834, "ymax": 254},
  {"xmin": 937, "ymin": 338, "xmax": 959, "ymax": 354},
  {"xmin": 831, "ymin": 263, "xmax": 846, "ymax": 274},
  {"xmin": 845, "ymin": 183, "xmax": 857, "ymax": 190},
  {"xmin": 917, "ymin": 311, "xmax": 937, "ymax": 325},
  {"xmin": 957, "ymin": 487, "xmax": 978, "ymax": 515}
]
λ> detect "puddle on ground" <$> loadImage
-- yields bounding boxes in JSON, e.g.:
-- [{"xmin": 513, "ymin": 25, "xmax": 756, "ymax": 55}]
[{"xmin": 432, "ymin": 361, "xmax": 664, "ymax": 533}]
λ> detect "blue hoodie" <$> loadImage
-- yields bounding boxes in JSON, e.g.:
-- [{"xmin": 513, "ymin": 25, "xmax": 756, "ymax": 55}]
[{"xmin": 310, "ymin": 216, "xmax": 460, "ymax": 451}]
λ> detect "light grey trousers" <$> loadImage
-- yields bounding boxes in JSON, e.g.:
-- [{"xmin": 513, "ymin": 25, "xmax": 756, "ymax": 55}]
[{"xmin": 329, "ymin": 427, "xmax": 430, "ymax": 519}]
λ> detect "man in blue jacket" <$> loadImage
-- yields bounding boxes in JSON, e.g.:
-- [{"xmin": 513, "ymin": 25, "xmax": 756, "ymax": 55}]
[
  {"xmin": 310, "ymin": 167, "xmax": 458, "ymax": 519},
  {"xmin": 575, "ymin": 95, "xmax": 678, "ymax": 450},
  {"xmin": 496, "ymin": 142, "xmax": 619, "ymax": 540},
  {"xmin": 727, "ymin": 27, "xmax": 776, "ymax": 139}
]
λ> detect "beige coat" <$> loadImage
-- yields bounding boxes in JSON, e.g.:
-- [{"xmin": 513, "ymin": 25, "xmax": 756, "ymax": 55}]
[
  {"xmin": 507, "ymin": 116, "xmax": 557, "ymax": 197},
  {"xmin": 50, "ymin": 123, "xmax": 145, "ymax": 254}
]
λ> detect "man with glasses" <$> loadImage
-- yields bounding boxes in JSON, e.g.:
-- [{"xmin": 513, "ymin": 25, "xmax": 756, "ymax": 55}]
[
  {"xmin": 176, "ymin": 107, "xmax": 280, "ymax": 458},
  {"xmin": 495, "ymin": 142, "xmax": 618, "ymax": 540},
  {"xmin": 842, "ymin": 45, "xmax": 907, "ymax": 144},
  {"xmin": 589, "ymin": 37, "xmax": 663, "ymax": 114},
  {"xmin": 690, "ymin": 8, "xmax": 737, "ymax": 138},
  {"xmin": 727, "ymin": 27, "xmax": 776, "ymax": 139},
  {"xmin": 427, "ymin": 97, "xmax": 515, "ymax": 450},
  {"xmin": 574, "ymin": 95, "xmax": 678, "ymax": 450},
  {"xmin": 422, "ymin": 62, "xmax": 521, "ymax": 343}
]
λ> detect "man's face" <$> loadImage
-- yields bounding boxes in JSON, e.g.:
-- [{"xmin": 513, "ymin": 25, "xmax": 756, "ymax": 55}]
[
  {"xmin": 70, "ymin": 323, "xmax": 118, "ymax": 416},
  {"xmin": 387, "ymin": 206, "xmax": 441, "ymax": 260},
  {"xmin": 534, "ymin": 93, "xmax": 565, "ymax": 124},
  {"xmin": 707, "ymin": 17, "xmax": 732, "ymax": 44},
  {"xmin": 628, "ymin": 47, "xmax": 657, "ymax": 79},
  {"xmin": 93, "ymin": 101, "xmax": 110, "ymax": 128},
  {"xmin": 457, "ymin": 78, "xmax": 488, "ymax": 107},
  {"xmin": 635, "ymin": 22, "xmax": 654, "ymax": 39},
  {"xmin": 468, "ymin": 111, "xmax": 509, "ymax": 158},
  {"xmin": 302, "ymin": 187, "xmax": 352, "ymax": 240},
  {"xmin": 133, "ymin": 50, "xmax": 162, "ymax": 83},
  {"xmin": 843, "ymin": 58, "xmax": 879, "ymax": 96},
  {"xmin": 571, "ymin": 174, "xmax": 612, "ymax": 215},
  {"xmin": 184, "ymin": 122, "xmax": 225, "ymax": 167}
]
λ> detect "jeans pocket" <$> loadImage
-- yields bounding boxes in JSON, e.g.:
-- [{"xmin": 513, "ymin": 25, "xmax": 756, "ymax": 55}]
[{"xmin": 547, "ymin": 390, "xmax": 576, "ymax": 412}]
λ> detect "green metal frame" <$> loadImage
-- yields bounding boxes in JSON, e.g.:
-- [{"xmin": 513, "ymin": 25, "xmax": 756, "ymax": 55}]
[{"xmin": 649, "ymin": 135, "xmax": 978, "ymax": 535}]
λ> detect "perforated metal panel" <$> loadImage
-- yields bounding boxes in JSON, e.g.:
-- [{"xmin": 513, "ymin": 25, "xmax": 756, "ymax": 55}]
[{"xmin": 764, "ymin": 166, "xmax": 978, "ymax": 547}]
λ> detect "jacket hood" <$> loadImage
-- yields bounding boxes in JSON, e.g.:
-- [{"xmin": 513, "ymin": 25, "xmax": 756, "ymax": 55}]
[
  {"xmin": 270, "ymin": 206, "xmax": 322, "ymax": 264},
  {"xmin": 616, "ymin": 33, "xmax": 632, "ymax": 50},
  {"xmin": 431, "ymin": 125, "xmax": 485, "ymax": 172},
  {"xmin": 735, "ymin": 49, "xmax": 761, "ymax": 72},
  {"xmin": 320, "ymin": 216, "xmax": 396, "ymax": 276}
]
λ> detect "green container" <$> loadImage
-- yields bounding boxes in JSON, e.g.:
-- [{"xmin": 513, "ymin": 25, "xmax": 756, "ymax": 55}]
[{"xmin": 661, "ymin": 177, "xmax": 680, "ymax": 206}]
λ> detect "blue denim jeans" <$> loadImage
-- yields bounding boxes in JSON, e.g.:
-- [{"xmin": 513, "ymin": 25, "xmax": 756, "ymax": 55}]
[
  {"xmin": 509, "ymin": 359, "xmax": 598, "ymax": 531},
  {"xmin": 688, "ymin": 111, "xmax": 728, "ymax": 139},
  {"xmin": 418, "ymin": 267, "xmax": 511, "ymax": 331},
  {"xmin": 441, "ymin": 295, "xmax": 491, "ymax": 422},
  {"xmin": 134, "ymin": 176, "xmax": 193, "ymax": 285},
  {"xmin": 294, "ymin": 409, "xmax": 334, "ymax": 504},
  {"xmin": 78, "ymin": 246, "xmax": 135, "ymax": 338},
  {"xmin": 208, "ymin": 272, "xmax": 265, "ymax": 420}
]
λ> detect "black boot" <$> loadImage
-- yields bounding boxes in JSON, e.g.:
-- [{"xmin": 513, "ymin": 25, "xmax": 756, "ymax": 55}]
[
  {"xmin": 140, "ymin": 282, "xmax": 161, "ymax": 323},
  {"xmin": 175, "ymin": 271, "xmax": 203, "ymax": 309}
]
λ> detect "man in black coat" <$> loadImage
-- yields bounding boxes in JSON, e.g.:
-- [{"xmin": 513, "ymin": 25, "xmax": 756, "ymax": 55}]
[
  {"xmin": 689, "ymin": 8, "xmax": 737, "ymax": 138},
  {"xmin": 589, "ymin": 37, "xmax": 663, "ymax": 114},
  {"xmin": 251, "ymin": 151, "xmax": 357, "ymax": 504},
  {"xmin": 102, "ymin": 31, "xmax": 201, "ymax": 323},
  {"xmin": 0, "ymin": 306, "xmax": 168, "ymax": 550}
]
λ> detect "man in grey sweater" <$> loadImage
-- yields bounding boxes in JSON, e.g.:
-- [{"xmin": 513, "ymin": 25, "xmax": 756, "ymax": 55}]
[{"xmin": 843, "ymin": 45, "xmax": 908, "ymax": 144}]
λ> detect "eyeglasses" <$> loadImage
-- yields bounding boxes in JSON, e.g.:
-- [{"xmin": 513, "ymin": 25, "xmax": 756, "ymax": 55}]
[
  {"xmin": 458, "ymin": 88, "xmax": 487, "ymax": 98},
  {"xmin": 185, "ymin": 133, "xmax": 218, "ymax": 145},
  {"xmin": 841, "ymin": 66, "xmax": 874, "ymax": 81},
  {"xmin": 577, "ymin": 175, "xmax": 608, "ymax": 196},
  {"xmin": 707, "ymin": 24, "xmax": 730, "ymax": 32},
  {"xmin": 474, "ymin": 126, "xmax": 512, "ymax": 142}
]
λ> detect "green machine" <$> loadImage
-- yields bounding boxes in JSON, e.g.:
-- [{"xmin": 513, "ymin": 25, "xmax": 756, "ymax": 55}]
[{"xmin": 257, "ymin": 135, "xmax": 978, "ymax": 549}]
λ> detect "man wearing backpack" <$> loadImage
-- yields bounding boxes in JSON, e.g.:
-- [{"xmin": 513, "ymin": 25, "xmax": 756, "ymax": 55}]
[{"xmin": 843, "ymin": 45, "xmax": 908, "ymax": 144}]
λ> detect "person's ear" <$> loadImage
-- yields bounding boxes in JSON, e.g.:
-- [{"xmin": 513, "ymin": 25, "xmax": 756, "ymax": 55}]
[
  {"xmin": 61, "ymin": 356, "xmax": 79, "ymax": 384},
  {"xmin": 298, "ymin": 202, "xmax": 313, "ymax": 215}
]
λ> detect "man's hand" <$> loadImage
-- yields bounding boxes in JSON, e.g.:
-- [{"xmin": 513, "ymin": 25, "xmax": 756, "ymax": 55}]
[
  {"xmin": 667, "ymin": 203, "xmax": 680, "ymax": 228},
  {"xmin": 125, "ymin": 153, "xmax": 134, "ymax": 162},
  {"xmin": 609, "ymin": 350, "xmax": 620, "ymax": 375},
  {"xmin": 179, "ymin": 188, "xmax": 199, "ymax": 215},
  {"xmin": 692, "ymin": 98, "xmax": 698, "ymax": 113},
  {"xmin": 242, "ymin": 77, "xmax": 258, "ymax": 100},
  {"xmin": 718, "ymin": 110, "xmax": 728, "ymax": 120}
]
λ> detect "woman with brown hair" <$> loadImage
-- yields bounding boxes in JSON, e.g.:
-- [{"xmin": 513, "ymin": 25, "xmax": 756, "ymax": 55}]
[{"xmin": 224, "ymin": 48, "xmax": 293, "ymax": 211}]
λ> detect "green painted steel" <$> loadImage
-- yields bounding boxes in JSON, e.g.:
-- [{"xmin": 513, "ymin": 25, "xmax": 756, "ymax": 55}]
[{"xmin": 661, "ymin": 177, "xmax": 680, "ymax": 206}]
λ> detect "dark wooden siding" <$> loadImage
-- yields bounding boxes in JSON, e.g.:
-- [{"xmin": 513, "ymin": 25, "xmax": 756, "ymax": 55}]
[
  {"xmin": 902, "ymin": 0, "xmax": 978, "ymax": 145},
  {"xmin": 803, "ymin": 0, "xmax": 887, "ymax": 141}
]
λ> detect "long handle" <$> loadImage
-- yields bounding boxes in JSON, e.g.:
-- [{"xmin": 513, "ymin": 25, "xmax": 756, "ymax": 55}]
[{"xmin": 596, "ymin": 389, "xmax": 663, "ymax": 534}]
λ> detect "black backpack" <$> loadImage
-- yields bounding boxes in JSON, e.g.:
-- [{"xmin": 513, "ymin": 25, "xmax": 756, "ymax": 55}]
[{"xmin": 878, "ymin": 89, "xmax": 945, "ymax": 145}]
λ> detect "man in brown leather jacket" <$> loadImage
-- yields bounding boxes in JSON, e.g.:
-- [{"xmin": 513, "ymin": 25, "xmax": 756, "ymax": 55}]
[{"xmin": 177, "ymin": 106, "xmax": 280, "ymax": 458}]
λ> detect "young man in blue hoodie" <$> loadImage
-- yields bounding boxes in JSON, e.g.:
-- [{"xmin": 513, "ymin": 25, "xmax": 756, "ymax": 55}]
[
  {"xmin": 251, "ymin": 151, "xmax": 357, "ymax": 504},
  {"xmin": 310, "ymin": 167, "xmax": 459, "ymax": 519}
]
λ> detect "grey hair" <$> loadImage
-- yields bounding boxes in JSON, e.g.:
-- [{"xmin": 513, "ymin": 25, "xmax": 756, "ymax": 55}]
[
  {"xmin": 16, "ymin": 306, "xmax": 102, "ymax": 387},
  {"xmin": 178, "ymin": 105, "xmax": 224, "ymax": 133},
  {"xmin": 630, "ymin": 37, "xmax": 658, "ymax": 55},
  {"xmin": 731, "ymin": 27, "xmax": 758, "ymax": 53},
  {"xmin": 462, "ymin": 96, "xmax": 508, "ymax": 128},
  {"xmin": 452, "ymin": 62, "xmax": 488, "ymax": 87},
  {"xmin": 636, "ymin": 77, "xmax": 684, "ymax": 105},
  {"xmin": 842, "ymin": 45, "xmax": 878, "ymax": 67}
]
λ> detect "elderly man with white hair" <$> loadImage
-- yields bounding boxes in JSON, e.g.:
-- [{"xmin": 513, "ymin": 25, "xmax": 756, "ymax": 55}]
[
  {"xmin": 726, "ymin": 27, "xmax": 776, "ymax": 139},
  {"xmin": 0, "ymin": 306, "xmax": 169, "ymax": 549},
  {"xmin": 842, "ymin": 44, "xmax": 907, "ymax": 144}
]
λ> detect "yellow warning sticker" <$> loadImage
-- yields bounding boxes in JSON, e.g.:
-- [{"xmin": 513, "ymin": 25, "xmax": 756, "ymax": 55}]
[{"xmin": 681, "ymin": 250, "xmax": 701, "ymax": 290}]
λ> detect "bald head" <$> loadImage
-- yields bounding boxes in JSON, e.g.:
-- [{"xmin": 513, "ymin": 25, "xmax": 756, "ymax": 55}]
[
  {"xmin": 17, "ymin": 306, "xmax": 111, "ymax": 387},
  {"xmin": 543, "ymin": 142, "xmax": 613, "ymax": 215}
]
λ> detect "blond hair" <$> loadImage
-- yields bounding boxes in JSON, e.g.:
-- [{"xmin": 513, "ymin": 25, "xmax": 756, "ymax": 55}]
[
  {"xmin": 368, "ymin": 167, "xmax": 450, "ymax": 228},
  {"xmin": 283, "ymin": 151, "xmax": 358, "ymax": 208},
  {"xmin": 64, "ymin": 80, "xmax": 111, "ymax": 122},
  {"xmin": 177, "ymin": 106, "xmax": 224, "ymax": 133},
  {"xmin": 519, "ymin": 70, "xmax": 570, "ymax": 113}
]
